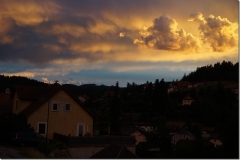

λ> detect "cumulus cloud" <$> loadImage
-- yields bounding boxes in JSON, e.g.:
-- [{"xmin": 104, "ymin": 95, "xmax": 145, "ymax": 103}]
[
  {"xmin": 189, "ymin": 12, "xmax": 238, "ymax": 52},
  {"xmin": 134, "ymin": 15, "xmax": 201, "ymax": 52},
  {"xmin": 42, "ymin": 77, "xmax": 50, "ymax": 83},
  {"xmin": 119, "ymin": 32, "xmax": 125, "ymax": 37}
]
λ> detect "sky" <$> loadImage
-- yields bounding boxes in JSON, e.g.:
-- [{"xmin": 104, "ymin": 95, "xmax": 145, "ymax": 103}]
[{"xmin": 0, "ymin": 0, "xmax": 238, "ymax": 87}]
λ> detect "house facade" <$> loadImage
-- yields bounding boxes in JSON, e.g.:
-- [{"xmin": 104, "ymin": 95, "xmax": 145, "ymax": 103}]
[
  {"xmin": 171, "ymin": 128, "xmax": 196, "ymax": 145},
  {"xmin": 13, "ymin": 85, "xmax": 94, "ymax": 139},
  {"xmin": 121, "ymin": 127, "xmax": 146, "ymax": 145},
  {"xmin": 209, "ymin": 138, "xmax": 223, "ymax": 147},
  {"xmin": 182, "ymin": 94, "xmax": 195, "ymax": 106}
]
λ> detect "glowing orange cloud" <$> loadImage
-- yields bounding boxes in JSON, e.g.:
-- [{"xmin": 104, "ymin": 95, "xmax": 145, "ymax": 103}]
[
  {"xmin": 134, "ymin": 15, "xmax": 201, "ymax": 52},
  {"xmin": 189, "ymin": 12, "xmax": 238, "ymax": 52}
]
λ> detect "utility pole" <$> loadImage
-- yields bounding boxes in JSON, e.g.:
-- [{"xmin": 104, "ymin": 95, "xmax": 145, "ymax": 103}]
[{"xmin": 45, "ymin": 83, "xmax": 50, "ymax": 158}]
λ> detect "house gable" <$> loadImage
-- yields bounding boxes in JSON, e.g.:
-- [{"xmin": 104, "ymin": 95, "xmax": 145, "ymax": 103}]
[
  {"xmin": 27, "ymin": 89, "xmax": 93, "ymax": 138},
  {"xmin": 171, "ymin": 128, "xmax": 196, "ymax": 145},
  {"xmin": 182, "ymin": 94, "xmax": 195, "ymax": 106},
  {"xmin": 13, "ymin": 85, "xmax": 94, "ymax": 139}
]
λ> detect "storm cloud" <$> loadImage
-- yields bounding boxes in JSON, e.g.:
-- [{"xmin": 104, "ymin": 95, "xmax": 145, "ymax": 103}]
[
  {"xmin": 0, "ymin": 0, "xmax": 238, "ymax": 86},
  {"xmin": 189, "ymin": 12, "xmax": 238, "ymax": 52},
  {"xmin": 134, "ymin": 15, "xmax": 201, "ymax": 52}
]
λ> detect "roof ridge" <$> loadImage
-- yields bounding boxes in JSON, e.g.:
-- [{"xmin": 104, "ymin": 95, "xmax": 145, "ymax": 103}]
[{"xmin": 116, "ymin": 145, "xmax": 124, "ymax": 158}]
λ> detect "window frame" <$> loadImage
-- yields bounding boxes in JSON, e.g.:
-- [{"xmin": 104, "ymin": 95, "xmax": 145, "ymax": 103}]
[
  {"xmin": 65, "ymin": 103, "xmax": 71, "ymax": 111},
  {"xmin": 77, "ymin": 123, "xmax": 85, "ymax": 137},
  {"xmin": 38, "ymin": 122, "xmax": 47, "ymax": 135},
  {"xmin": 52, "ymin": 103, "xmax": 58, "ymax": 112}
]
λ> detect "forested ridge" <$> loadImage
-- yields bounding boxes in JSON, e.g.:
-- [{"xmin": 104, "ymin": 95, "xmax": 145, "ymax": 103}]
[
  {"xmin": 181, "ymin": 61, "xmax": 239, "ymax": 82},
  {"xmin": 0, "ymin": 75, "xmax": 46, "ymax": 93}
]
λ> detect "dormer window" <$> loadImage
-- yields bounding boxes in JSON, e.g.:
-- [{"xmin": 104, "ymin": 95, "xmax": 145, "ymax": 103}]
[{"xmin": 52, "ymin": 103, "xmax": 58, "ymax": 111}]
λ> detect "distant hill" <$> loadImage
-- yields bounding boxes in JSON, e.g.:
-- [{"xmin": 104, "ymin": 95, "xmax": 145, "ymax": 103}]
[
  {"xmin": 181, "ymin": 61, "xmax": 239, "ymax": 82},
  {"xmin": 62, "ymin": 83, "xmax": 111, "ymax": 98}
]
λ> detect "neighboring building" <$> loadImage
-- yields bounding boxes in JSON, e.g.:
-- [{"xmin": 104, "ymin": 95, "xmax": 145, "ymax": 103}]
[
  {"xmin": 121, "ymin": 127, "xmax": 146, "ymax": 145},
  {"xmin": 0, "ymin": 88, "xmax": 12, "ymax": 114},
  {"xmin": 209, "ymin": 138, "xmax": 223, "ymax": 147},
  {"xmin": 230, "ymin": 88, "xmax": 239, "ymax": 100},
  {"xmin": 168, "ymin": 87, "xmax": 178, "ymax": 94},
  {"xmin": 90, "ymin": 143, "xmax": 138, "ymax": 159},
  {"xmin": 170, "ymin": 81, "xmax": 192, "ymax": 89},
  {"xmin": 78, "ymin": 94, "xmax": 90, "ymax": 103},
  {"xmin": 231, "ymin": 88, "xmax": 239, "ymax": 95},
  {"xmin": 171, "ymin": 128, "xmax": 196, "ymax": 145},
  {"xmin": 134, "ymin": 123, "xmax": 153, "ymax": 132},
  {"xmin": 187, "ymin": 84, "xmax": 193, "ymax": 88},
  {"xmin": 68, "ymin": 136, "xmax": 136, "ymax": 158},
  {"xmin": 12, "ymin": 84, "xmax": 94, "ymax": 139},
  {"xmin": 182, "ymin": 94, "xmax": 195, "ymax": 106},
  {"xmin": 209, "ymin": 134, "xmax": 223, "ymax": 147},
  {"xmin": 193, "ymin": 82, "xmax": 204, "ymax": 88},
  {"xmin": 201, "ymin": 131, "xmax": 211, "ymax": 139}
]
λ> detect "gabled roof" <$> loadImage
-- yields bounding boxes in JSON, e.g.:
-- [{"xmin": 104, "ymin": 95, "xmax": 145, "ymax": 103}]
[
  {"xmin": 90, "ymin": 143, "xmax": 138, "ymax": 159},
  {"xmin": 176, "ymin": 128, "xmax": 196, "ymax": 140},
  {"xmin": 68, "ymin": 136, "xmax": 136, "ymax": 146},
  {"xmin": 183, "ymin": 94, "xmax": 195, "ymax": 100},
  {"xmin": 0, "ymin": 93, "xmax": 11, "ymax": 106},
  {"xmin": 176, "ymin": 139, "xmax": 195, "ymax": 146},
  {"xmin": 121, "ymin": 127, "xmax": 146, "ymax": 136},
  {"xmin": 171, "ymin": 81, "xmax": 192, "ymax": 87},
  {"xmin": 15, "ymin": 85, "xmax": 94, "ymax": 118}
]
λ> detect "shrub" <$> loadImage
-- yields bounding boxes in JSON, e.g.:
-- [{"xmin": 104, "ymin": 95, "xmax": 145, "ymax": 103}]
[{"xmin": 21, "ymin": 148, "xmax": 45, "ymax": 158}]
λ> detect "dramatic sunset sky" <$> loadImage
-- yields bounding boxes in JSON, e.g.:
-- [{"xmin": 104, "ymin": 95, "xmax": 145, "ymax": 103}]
[{"xmin": 0, "ymin": 0, "xmax": 238, "ymax": 86}]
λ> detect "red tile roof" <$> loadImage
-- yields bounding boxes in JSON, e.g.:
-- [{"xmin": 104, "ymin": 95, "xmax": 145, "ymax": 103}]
[
  {"xmin": 90, "ymin": 143, "xmax": 138, "ymax": 158},
  {"xmin": 171, "ymin": 81, "xmax": 192, "ymax": 87}
]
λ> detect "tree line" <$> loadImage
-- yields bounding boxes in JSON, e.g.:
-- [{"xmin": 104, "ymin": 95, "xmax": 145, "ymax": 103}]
[{"xmin": 181, "ymin": 61, "xmax": 239, "ymax": 82}]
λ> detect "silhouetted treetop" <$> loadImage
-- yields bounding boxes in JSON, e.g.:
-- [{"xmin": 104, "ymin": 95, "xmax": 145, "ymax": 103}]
[{"xmin": 181, "ymin": 61, "xmax": 238, "ymax": 82}]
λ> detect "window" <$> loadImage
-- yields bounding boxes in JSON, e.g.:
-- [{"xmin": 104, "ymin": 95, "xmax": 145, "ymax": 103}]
[
  {"xmin": 77, "ymin": 124, "xmax": 85, "ymax": 136},
  {"xmin": 15, "ymin": 99, "xmax": 18, "ymax": 110},
  {"xmin": 65, "ymin": 104, "xmax": 71, "ymax": 111},
  {"xmin": 52, "ymin": 103, "xmax": 58, "ymax": 111},
  {"xmin": 38, "ymin": 123, "xmax": 47, "ymax": 134}
]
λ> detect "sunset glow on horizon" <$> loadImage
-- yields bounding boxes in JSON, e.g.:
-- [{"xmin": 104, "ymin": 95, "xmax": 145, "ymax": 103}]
[{"xmin": 0, "ymin": 0, "xmax": 238, "ymax": 86}]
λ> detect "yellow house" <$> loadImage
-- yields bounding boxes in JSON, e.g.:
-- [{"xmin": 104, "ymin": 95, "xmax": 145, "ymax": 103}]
[
  {"xmin": 182, "ymin": 94, "xmax": 195, "ymax": 106},
  {"xmin": 13, "ymin": 85, "xmax": 94, "ymax": 139}
]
